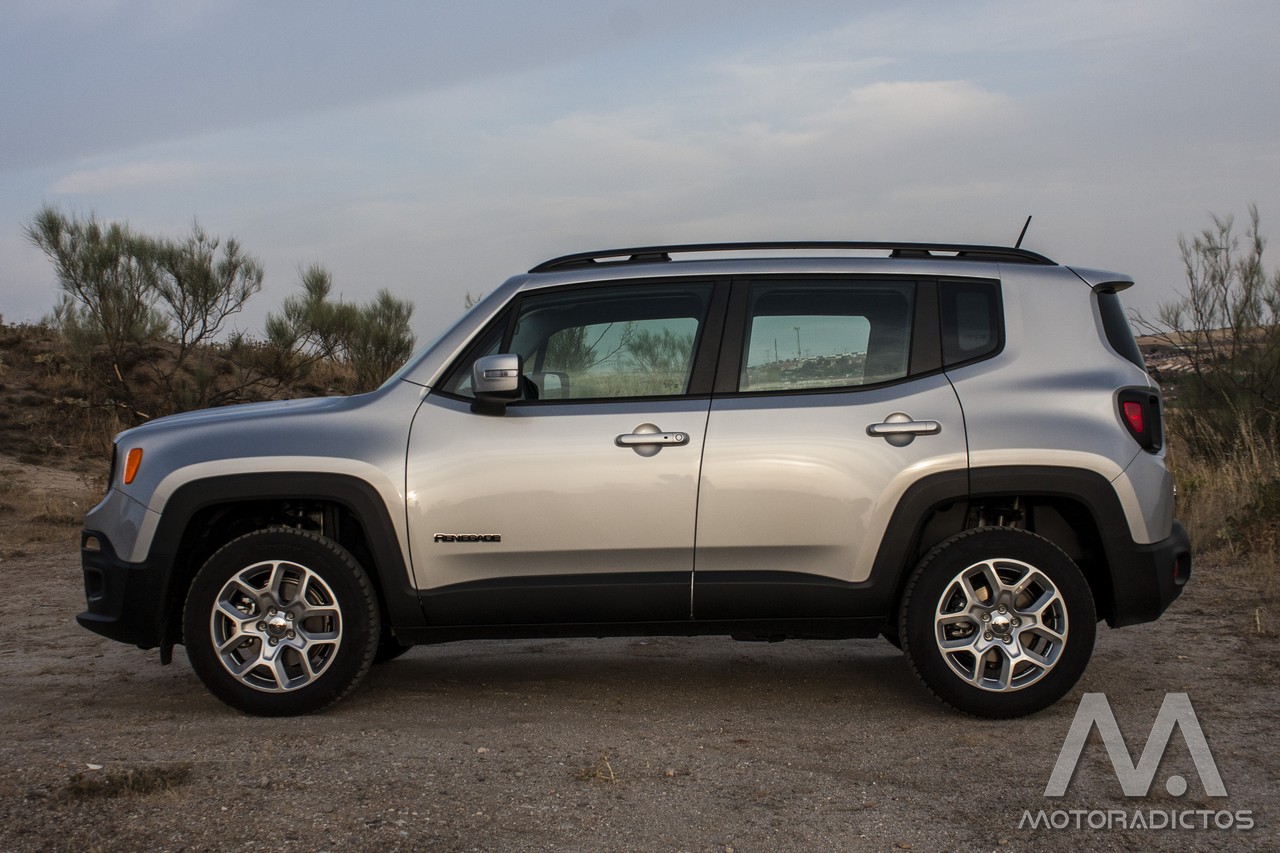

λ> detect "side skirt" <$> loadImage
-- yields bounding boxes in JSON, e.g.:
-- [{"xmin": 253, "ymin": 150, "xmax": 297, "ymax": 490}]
[{"xmin": 394, "ymin": 616, "xmax": 885, "ymax": 645}]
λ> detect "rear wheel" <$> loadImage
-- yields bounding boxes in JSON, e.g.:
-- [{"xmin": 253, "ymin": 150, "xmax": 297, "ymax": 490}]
[
  {"xmin": 183, "ymin": 527, "xmax": 379, "ymax": 716},
  {"xmin": 899, "ymin": 527, "xmax": 1095, "ymax": 718}
]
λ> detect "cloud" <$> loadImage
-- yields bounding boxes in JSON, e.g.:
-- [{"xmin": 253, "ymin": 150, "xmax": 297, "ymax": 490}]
[
  {"xmin": 7, "ymin": 0, "xmax": 1278, "ymax": 338},
  {"xmin": 833, "ymin": 80, "xmax": 1010, "ymax": 126},
  {"xmin": 447, "ymin": 68, "xmax": 1017, "ymax": 237},
  {"xmin": 51, "ymin": 160, "xmax": 229, "ymax": 194}
]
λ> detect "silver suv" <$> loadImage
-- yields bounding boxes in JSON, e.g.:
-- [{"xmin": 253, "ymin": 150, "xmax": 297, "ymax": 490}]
[{"xmin": 78, "ymin": 241, "xmax": 1191, "ymax": 718}]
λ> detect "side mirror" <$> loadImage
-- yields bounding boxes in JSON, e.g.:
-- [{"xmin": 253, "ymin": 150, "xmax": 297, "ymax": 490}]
[{"xmin": 471, "ymin": 353, "xmax": 523, "ymax": 415}]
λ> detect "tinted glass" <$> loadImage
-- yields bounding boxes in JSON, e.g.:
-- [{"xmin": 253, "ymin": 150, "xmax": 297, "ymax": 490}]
[
  {"xmin": 941, "ymin": 280, "xmax": 1001, "ymax": 366},
  {"xmin": 1096, "ymin": 291, "xmax": 1146, "ymax": 369},
  {"xmin": 510, "ymin": 283, "xmax": 714, "ymax": 400},
  {"xmin": 438, "ymin": 320, "xmax": 504, "ymax": 398},
  {"xmin": 741, "ymin": 281, "xmax": 915, "ymax": 392}
]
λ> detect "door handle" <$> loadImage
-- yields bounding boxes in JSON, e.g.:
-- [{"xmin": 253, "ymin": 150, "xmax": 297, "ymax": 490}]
[
  {"xmin": 867, "ymin": 412, "xmax": 941, "ymax": 447},
  {"xmin": 616, "ymin": 423, "xmax": 689, "ymax": 456},
  {"xmin": 616, "ymin": 432, "xmax": 689, "ymax": 447}
]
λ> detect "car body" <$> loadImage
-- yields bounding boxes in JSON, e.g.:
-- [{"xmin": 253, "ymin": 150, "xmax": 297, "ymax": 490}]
[{"xmin": 78, "ymin": 241, "xmax": 1191, "ymax": 716}]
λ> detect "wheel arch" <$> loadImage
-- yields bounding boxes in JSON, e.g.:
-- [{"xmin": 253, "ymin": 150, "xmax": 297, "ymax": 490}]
[
  {"xmin": 151, "ymin": 473, "xmax": 423, "ymax": 650},
  {"xmin": 873, "ymin": 466, "xmax": 1133, "ymax": 628}
]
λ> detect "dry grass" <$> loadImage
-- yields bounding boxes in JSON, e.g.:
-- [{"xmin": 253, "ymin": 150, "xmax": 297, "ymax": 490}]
[
  {"xmin": 0, "ymin": 464, "xmax": 104, "ymax": 551},
  {"xmin": 61, "ymin": 764, "xmax": 192, "ymax": 800},
  {"xmin": 577, "ymin": 753, "xmax": 620, "ymax": 784},
  {"xmin": 0, "ymin": 321, "xmax": 365, "ymax": 466},
  {"xmin": 0, "ymin": 477, "xmax": 22, "ymax": 514},
  {"xmin": 29, "ymin": 488, "xmax": 100, "ymax": 526},
  {"xmin": 1167, "ymin": 416, "xmax": 1280, "ymax": 631}
]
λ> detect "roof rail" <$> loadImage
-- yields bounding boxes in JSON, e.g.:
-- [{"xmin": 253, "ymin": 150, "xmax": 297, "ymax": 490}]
[{"xmin": 530, "ymin": 241, "xmax": 1055, "ymax": 273}]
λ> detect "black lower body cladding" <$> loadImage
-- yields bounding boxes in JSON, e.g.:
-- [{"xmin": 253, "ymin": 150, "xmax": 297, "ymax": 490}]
[
  {"xmin": 77, "ymin": 531, "xmax": 170, "ymax": 649},
  {"xmin": 1107, "ymin": 520, "xmax": 1191, "ymax": 627}
]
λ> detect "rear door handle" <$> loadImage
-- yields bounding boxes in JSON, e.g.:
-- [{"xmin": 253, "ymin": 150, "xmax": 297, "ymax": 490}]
[{"xmin": 867, "ymin": 412, "xmax": 941, "ymax": 446}]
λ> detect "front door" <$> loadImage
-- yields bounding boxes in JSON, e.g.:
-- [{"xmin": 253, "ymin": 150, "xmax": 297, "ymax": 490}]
[{"xmin": 405, "ymin": 280, "xmax": 722, "ymax": 626}]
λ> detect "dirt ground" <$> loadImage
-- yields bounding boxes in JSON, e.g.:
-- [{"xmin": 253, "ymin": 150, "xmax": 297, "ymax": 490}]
[{"xmin": 0, "ymin": 456, "xmax": 1276, "ymax": 852}]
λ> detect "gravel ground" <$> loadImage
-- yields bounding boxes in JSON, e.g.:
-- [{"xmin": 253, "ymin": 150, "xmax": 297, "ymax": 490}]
[{"xmin": 0, "ymin": 461, "xmax": 1276, "ymax": 852}]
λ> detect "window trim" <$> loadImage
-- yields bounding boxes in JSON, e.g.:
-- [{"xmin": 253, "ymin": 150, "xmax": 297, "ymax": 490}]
[
  {"xmin": 435, "ymin": 273, "xmax": 1008, "ymax": 405},
  {"xmin": 433, "ymin": 277, "xmax": 730, "ymax": 405},
  {"xmin": 714, "ymin": 274, "xmax": 943, "ymax": 397}
]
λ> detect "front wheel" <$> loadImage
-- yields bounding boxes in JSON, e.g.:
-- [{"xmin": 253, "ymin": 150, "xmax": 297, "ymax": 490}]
[
  {"xmin": 183, "ymin": 527, "xmax": 379, "ymax": 716},
  {"xmin": 899, "ymin": 527, "xmax": 1096, "ymax": 718}
]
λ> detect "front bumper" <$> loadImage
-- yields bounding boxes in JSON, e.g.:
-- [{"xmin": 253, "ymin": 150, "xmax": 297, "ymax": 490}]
[
  {"xmin": 77, "ymin": 530, "xmax": 172, "ymax": 649},
  {"xmin": 1106, "ymin": 520, "xmax": 1192, "ymax": 628}
]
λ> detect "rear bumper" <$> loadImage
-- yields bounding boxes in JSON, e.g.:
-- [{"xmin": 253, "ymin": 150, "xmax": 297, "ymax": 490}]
[
  {"xmin": 1106, "ymin": 520, "xmax": 1192, "ymax": 628},
  {"xmin": 77, "ymin": 530, "xmax": 170, "ymax": 649}
]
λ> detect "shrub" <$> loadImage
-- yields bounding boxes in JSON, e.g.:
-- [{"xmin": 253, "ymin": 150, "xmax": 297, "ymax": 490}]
[
  {"xmin": 266, "ymin": 265, "xmax": 416, "ymax": 393},
  {"xmin": 1137, "ymin": 205, "xmax": 1280, "ymax": 450}
]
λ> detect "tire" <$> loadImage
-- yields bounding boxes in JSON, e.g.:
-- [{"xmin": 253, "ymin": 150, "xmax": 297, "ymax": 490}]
[
  {"xmin": 899, "ymin": 527, "xmax": 1096, "ymax": 718},
  {"xmin": 183, "ymin": 527, "xmax": 379, "ymax": 716}
]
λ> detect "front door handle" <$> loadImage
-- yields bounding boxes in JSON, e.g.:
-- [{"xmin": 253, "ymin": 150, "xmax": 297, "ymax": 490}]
[
  {"xmin": 616, "ymin": 423, "xmax": 689, "ymax": 456},
  {"xmin": 867, "ymin": 412, "xmax": 941, "ymax": 447}
]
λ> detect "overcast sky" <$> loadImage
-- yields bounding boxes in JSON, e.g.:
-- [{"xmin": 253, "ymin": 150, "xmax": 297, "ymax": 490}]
[{"xmin": 4, "ymin": 0, "xmax": 1279, "ymax": 342}]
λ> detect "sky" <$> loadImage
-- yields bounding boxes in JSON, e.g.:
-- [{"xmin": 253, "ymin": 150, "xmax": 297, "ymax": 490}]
[{"xmin": 3, "ymin": 0, "xmax": 1279, "ymax": 344}]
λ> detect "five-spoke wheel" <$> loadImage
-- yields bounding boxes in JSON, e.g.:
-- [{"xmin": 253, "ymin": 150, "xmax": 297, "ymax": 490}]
[
  {"xmin": 900, "ymin": 527, "xmax": 1095, "ymax": 718},
  {"xmin": 184, "ymin": 527, "xmax": 378, "ymax": 716},
  {"xmin": 208, "ymin": 558, "xmax": 345, "ymax": 693}
]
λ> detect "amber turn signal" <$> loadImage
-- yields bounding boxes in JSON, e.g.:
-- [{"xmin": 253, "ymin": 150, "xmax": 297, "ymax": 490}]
[{"xmin": 123, "ymin": 448, "xmax": 143, "ymax": 485}]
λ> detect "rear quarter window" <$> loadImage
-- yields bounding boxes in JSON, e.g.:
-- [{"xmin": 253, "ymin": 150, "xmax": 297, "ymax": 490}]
[
  {"xmin": 940, "ymin": 280, "xmax": 1002, "ymax": 366},
  {"xmin": 1096, "ymin": 290, "xmax": 1146, "ymax": 370}
]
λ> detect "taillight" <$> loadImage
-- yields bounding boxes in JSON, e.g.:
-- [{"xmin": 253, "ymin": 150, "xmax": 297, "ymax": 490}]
[
  {"xmin": 1118, "ymin": 390, "xmax": 1162, "ymax": 452},
  {"xmin": 1122, "ymin": 401, "xmax": 1145, "ymax": 434}
]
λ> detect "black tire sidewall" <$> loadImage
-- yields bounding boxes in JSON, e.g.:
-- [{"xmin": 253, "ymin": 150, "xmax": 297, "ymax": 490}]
[
  {"xmin": 900, "ymin": 528, "xmax": 1097, "ymax": 718},
  {"xmin": 183, "ymin": 528, "xmax": 379, "ymax": 716}
]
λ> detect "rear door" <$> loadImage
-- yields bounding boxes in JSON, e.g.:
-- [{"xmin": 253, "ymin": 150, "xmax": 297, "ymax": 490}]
[{"xmin": 694, "ymin": 277, "xmax": 969, "ymax": 619}]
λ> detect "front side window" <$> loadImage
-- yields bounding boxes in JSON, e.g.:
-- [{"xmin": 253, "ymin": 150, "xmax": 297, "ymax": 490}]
[
  {"xmin": 740, "ymin": 281, "xmax": 916, "ymax": 392},
  {"xmin": 514, "ymin": 284, "xmax": 712, "ymax": 399},
  {"xmin": 438, "ymin": 322, "xmax": 504, "ymax": 398},
  {"xmin": 445, "ymin": 282, "xmax": 713, "ymax": 401}
]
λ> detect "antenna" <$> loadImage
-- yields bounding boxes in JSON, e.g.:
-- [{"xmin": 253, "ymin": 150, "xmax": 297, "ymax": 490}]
[{"xmin": 1015, "ymin": 215, "xmax": 1033, "ymax": 249}]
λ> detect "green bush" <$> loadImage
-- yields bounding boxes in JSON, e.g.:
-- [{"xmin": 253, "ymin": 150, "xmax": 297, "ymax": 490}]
[{"xmin": 266, "ymin": 264, "xmax": 416, "ymax": 393}]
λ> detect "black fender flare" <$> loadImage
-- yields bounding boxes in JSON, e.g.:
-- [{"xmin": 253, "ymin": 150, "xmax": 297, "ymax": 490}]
[
  {"xmin": 151, "ymin": 472, "xmax": 425, "ymax": 644},
  {"xmin": 869, "ymin": 465, "xmax": 1140, "ymax": 623}
]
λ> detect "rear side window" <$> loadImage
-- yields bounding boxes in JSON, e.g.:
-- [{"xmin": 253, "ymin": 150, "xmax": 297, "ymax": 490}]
[
  {"xmin": 941, "ymin": 280, "xmax": 1001, "ymax": 366},
  {"xmin": 740, "ymin": 280, "xmax": 915, "ymax": 392},
  {"xmin": 1096, "ymin": 291, "xmax": 1146, "ymax": 370}
]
